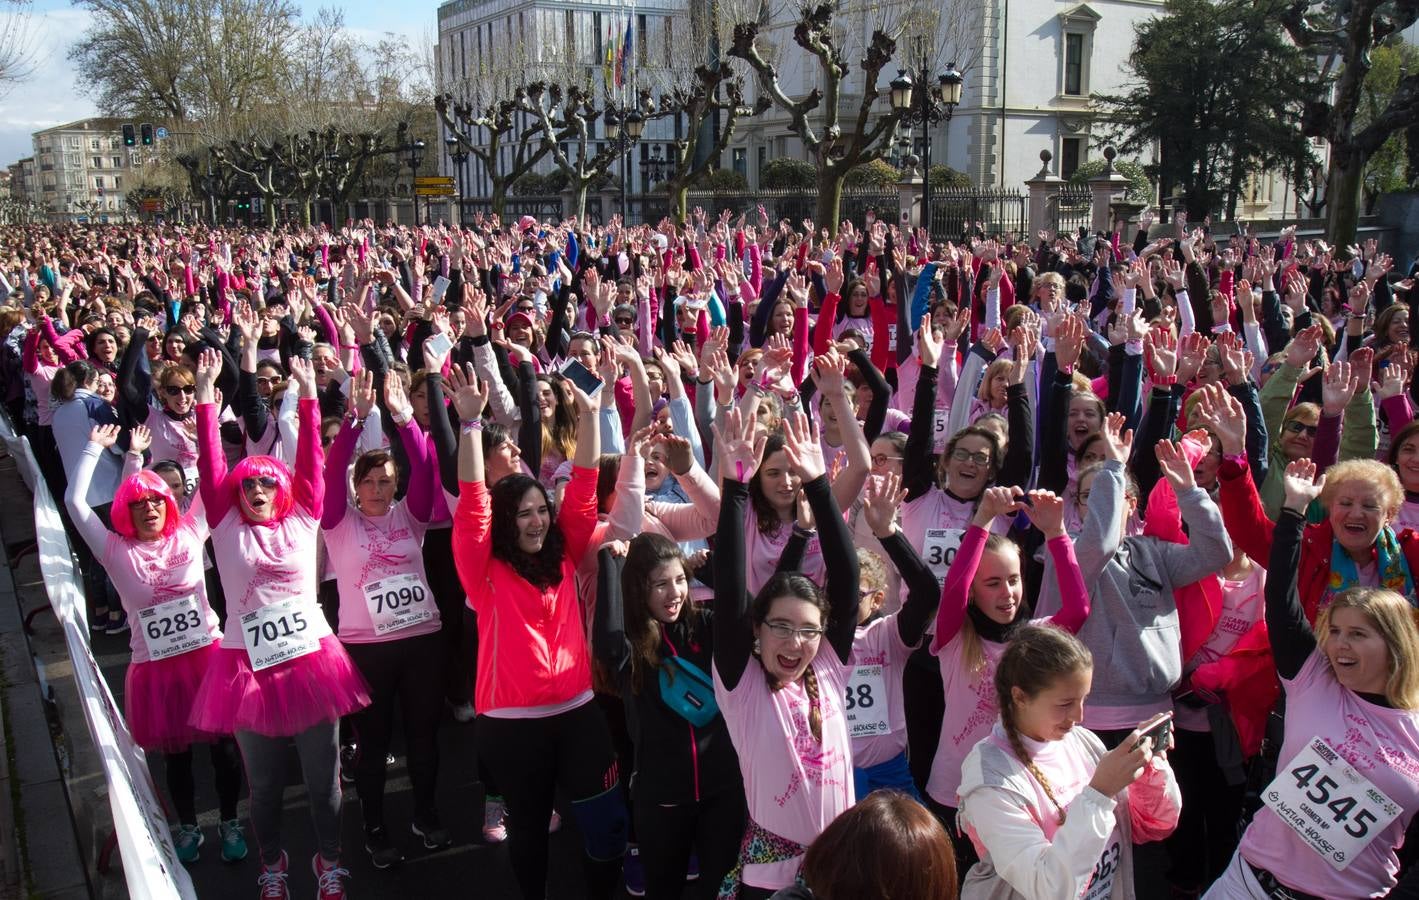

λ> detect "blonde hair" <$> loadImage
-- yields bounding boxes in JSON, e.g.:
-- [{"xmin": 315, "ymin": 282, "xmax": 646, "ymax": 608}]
[
  {"xmin": 1320, "ymin": 458, "xmax": 1403, "ymax": 520},
  {"xmin": 1316, "ymin": 588, "xmax": 1419, "ymax": 709},
  {"xmin": 858, "ymin": 549, "xmax": 888, "ymax": 595},
  {"xmin": 961, "ymin": 534, "xmax": 1023, "ymax": 674},
  {"xmin": 977, "ymin": 358, "xmax": 1014, "ymax": 404}
]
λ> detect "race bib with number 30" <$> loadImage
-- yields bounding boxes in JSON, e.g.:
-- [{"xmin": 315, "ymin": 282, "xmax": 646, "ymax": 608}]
[
  {"xmin": 843, "ymin": 665, "xmax": 889, "ymax": 738},
  {"xmin": 362, "ymin": 572, "xmax": 435, "ymax": 637},
  {"xmin": 1263, "ymin": 737, "xmax": 1403, "ymax": 870},
  {"xmin": 138, "ymin": 595, "xmax": 208, "ymax": 661},
  {"xmin": 923, "ymin": 528, "xmax": 965, "ymax": 584},
  {"xmin": 241, "ymin": 598, "xmax": 327, "ymax": 671}
]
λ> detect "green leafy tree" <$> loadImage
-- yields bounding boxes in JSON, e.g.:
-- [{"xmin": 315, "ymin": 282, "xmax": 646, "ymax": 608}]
[
  {"xmin": 1068, "ymin": 158, "xmax": 1154, "ymax": 204},
  {"xmin": 1096, "ymin": 0, "xmax": 1316, "ymax": 219},
  {"xmin": 1283, "ymin": 1, "xmax": 1419, "ymax": 245},
  {"xmin": 760, "ymin": 157, "xmax": 817, "ymax": 189},
  {"xmin": 928, "ymin": 165, "xmax": 971, "ymax": 190},
  {"xmin": 845, "ymin": 159, "xmax": 900, "ymax": 188},
  {"xmin": 1356, "ymin": 40, "xmax": 1418, "ymax": 212}
]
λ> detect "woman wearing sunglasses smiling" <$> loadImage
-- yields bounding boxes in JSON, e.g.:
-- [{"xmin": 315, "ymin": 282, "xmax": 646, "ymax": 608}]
[{"xmin": 187, "ymin": 348, "xmax": 370, "ymax": 900}]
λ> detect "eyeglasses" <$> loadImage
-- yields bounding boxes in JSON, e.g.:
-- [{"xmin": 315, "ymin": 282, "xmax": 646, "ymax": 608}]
[
  {"xmin": 762, "ymin": 621, "xmax": 825, "ymax": 643},
  {"xmin": 950, "ymin": 448, "xmax": 992, "ymax": 466},
  {"xmin": 241, "ymin": 476, "xmax": 280, "ymax": 492},
  {"xmin": 162, "ymin": 384, "xmax": 195, "ymax": 396},
  {"xmin": 127, "ymin": 496, "xmax": 164, "ymax": 510},
  {"xmin": 614, "ymin": 317, "xmax": 634, "ymax": 327},
  {"xmin": 871, "ymin": 454, "xmax": 903, "ymax": 467},
  {"xmin": 1284, "ymin": 421, "xmax": 1319, "ymax": 437},
  {"xmin": 255, "ymin": 376, "xmax": 281, "ymax": 386}
]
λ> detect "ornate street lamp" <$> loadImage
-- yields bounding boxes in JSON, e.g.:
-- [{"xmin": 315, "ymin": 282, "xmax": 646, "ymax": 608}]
[
  {"xmin": 445, "ymin": 134, "xmax": 470, "ymax": 224},
  {"xmin": 891, "ymin": 60, "xmax": 964, "ymax": 234}
]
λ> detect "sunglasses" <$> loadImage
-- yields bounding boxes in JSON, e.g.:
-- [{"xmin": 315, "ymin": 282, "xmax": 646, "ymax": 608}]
[
  {"xmin": 241, "ymin": 476, "xmax": 280, "ymax": 492},
  {"xmin": 255, "ymin": 376, "xmax": 281, "ymax": 386},
  {"xmin": 163, "ymin": 384, "xmax": 195, "ymax": 396},
  {"xmin": 1284, "ymin": 421, "xmax": 1319, "ymax": 437},
  {"xmin": 614, "ymin": 317, "xmax": 634, "ymax": 327}
]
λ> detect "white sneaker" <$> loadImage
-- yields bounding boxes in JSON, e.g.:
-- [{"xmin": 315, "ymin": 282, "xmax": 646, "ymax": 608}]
[{"xmin": 482, "ymin": 796, "xmax": 507, "ymax": 843}]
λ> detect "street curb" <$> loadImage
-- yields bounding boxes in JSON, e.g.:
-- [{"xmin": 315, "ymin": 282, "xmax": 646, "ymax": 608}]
[{"xmin": 0, "ymin": 450, "xmax": 112, "ymax": 899}]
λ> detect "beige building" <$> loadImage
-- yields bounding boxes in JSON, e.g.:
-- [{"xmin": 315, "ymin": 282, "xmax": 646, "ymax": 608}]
[{"xmin": 32, "ymin": 117, "xmax": 137, "ymax": 222}]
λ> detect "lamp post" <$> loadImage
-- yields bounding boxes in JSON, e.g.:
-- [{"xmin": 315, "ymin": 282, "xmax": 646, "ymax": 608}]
[
  {"xmin": 444, "ymin": 135, "xmax": 470, "ymax": 225},
  {"xmin": 406, "ymin": 138, "xmax": 426, "ymax": 225},
  {"xmin": 639, "ymin": 144, "xmax": 669, "ymax": 187},
  {"xmin": 890, "ymin": 58, "xmax": 964, "ymax": 234},
  {"xmin": 604, "ymin": 105, "xmax": 645, "ymax": 223}
]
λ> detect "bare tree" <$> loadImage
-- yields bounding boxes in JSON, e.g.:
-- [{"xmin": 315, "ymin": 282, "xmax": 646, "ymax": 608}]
[
  {"xmin": 519, "ymin": 81, "xmax": 635, "ymax": 221},
  {"xmin": 0, "ymin": 0, "xmax": 36, "ymax": 99},
  {"xmin": 647, "ymin": 64, "xmax": 756, "ymax": 222},
  {"xmin": 728, "ymin": 2, "xmax": 911, "ymax": 225}
]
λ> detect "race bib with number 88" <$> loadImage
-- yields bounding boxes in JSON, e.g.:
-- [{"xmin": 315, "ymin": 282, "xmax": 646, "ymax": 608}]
[
  {"xmin": 843, "ymin": 664, "xmax": 889, "ymax": 738},
  {"xmin": 1263, "ymin": 736, "xmax": 1403, "ymax": 870}
]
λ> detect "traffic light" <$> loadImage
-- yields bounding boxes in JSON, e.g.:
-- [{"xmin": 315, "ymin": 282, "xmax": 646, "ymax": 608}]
[
  {"xmin": 140, "ymin": 123, "xmax": 154, "ymax": 146},
  {"xmin": 122, "ymin": 124, "xmax": 135, "ymax": 147}
]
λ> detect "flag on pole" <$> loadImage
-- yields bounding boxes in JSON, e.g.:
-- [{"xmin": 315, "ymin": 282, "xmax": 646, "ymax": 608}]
[
  {"xmin": 619, "ymin": 16, "xmax": 633, "ymax": 88},
  {"xmin": 603, "ymin": 20, "xmax": 614, "ymax": 92}
]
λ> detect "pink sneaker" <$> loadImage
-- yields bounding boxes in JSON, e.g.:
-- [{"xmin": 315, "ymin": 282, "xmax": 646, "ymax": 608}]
[
  {"xmin": 313, "ymin": 854, "xmax": 350, "ymax": 900},
  {"xmin": 548, "ymin": 810, "xmax": 562, "ymax": 834},
  {"xmin": 256, "ymin": 852, "xmax": 289, "ymax": 900}
]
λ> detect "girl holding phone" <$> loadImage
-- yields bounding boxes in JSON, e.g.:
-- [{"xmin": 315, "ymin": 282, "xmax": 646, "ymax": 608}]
[{"xmin": 957, "ymin": 625, "xmax": 1181, "ymax": 898}]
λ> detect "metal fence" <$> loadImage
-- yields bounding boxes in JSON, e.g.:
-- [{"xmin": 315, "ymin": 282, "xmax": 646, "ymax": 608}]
[
  {"xmin": 1048, "ymin": 187, "xmax": 1094, "ymax": 236},
  {"xmin": 927, "ymin": 188, "xmax": 1027, "ymax": 240},
  {"xmin": 679, "ymin": 188, "xmax": 899, "ymax": 230}
]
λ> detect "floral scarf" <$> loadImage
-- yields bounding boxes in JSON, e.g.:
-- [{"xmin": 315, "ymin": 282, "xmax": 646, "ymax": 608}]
[
  {"xmin": 716, "ymin": 818, "xmax": 807, "ymax": 899},
  {"xmin": 1323, "ymin": 525, "xmax": 1415, "ymax": 611}
]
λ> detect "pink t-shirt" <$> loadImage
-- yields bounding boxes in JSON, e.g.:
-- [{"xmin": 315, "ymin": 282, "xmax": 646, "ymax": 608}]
[
  {"xmin": 849, "ymin": 615, "xmax": 916, "ymax": 767},
  {"xmin": 714, "ymin": 653, "xmax": 853, "ymax": 890},
  {"xmin": 210, "ymin": 507, "xmax": 326, "ymax": 650},
  {"xmin": 743, "ymin": 505, "xmax": 826, "ymax": 597},
  {"xmin": 1395, "ymin": 499, "xmax": 1419, "ymax": 533},
  {"xmin": 31, "ymin": 361, "xmax": 59, "ymax": 427},
  {"xmin": 324, "ymin": 502, "xmax": 438, "ymax": 644},
  {"xmin": 1238, "ymin": 650, "xmax": 1419, "ymax": 899},
  {"xmin": 145, "ymin": 406, "xmax": 199, "ymax": 479},
  {"xmin": 927, "ymin": 633, "xmax": 1009, "ymax": 807},
  {"xmin": 99, "ymin": 516, "xmax": 221, "ymax": 664},
  {"xmin": 1177, "ymin": 566, "xmax": 1266, "ymax": 732}
]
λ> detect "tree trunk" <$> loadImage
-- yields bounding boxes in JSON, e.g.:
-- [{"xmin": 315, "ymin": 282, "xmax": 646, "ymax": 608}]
[
  {"xmin": 572, "ymin": 181, "xmax": 589, "ymax": 221},
  {"xmin": 1326, "ymin": 146, "xmax": 1365, "ymax": 248},
  {"xmin": 815, "ymin": 168, "xmax": 845, "ymax": 230},
  {"xmin": 301, "ymin": 197, "xmax": 313, "ymax": 227},
  {"xmin": 490, "ymin": 182, "xmax": 507, "ymax": 218},
  {"xmin": 264, "ymin": 195, "xmax": 277, "ymax": 227},
  {"xmin": 668, "ymin": 181, "xmax": 690, "ymax": 225}
]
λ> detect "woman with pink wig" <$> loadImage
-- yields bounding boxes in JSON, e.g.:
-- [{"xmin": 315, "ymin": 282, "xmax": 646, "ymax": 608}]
[
  {"xmin": 64, "ymin": 422, "xmax": 245, "ymax": 866},
  {"xmin": 187, "ymin": 348, "xmax": 369, "ymax": 900}
]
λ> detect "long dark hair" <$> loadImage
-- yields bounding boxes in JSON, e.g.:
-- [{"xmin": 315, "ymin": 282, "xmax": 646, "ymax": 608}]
[
  {"xmin": 622, "ymin": 533, "xmax": 699, "ymax": 692},
  {"xmin": 489, "ymin": 474, "xmax": 566, "ymax": 588},
  {"xmin": 748, "ymin": 432, "xmax": 790, "ymax": 537},
  {"xmin": 51, "ymin": 359, "xmax": 98, "ymax": 403},
  {"xmin": 753, "ymin": 572, "xmax": 828, "ymax": 741}
]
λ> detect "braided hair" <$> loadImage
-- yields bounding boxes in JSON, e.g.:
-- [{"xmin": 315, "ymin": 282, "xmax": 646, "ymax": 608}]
[{"xmin": 994, "ymin": 624, "xmax": 1093, "ymax": 826}]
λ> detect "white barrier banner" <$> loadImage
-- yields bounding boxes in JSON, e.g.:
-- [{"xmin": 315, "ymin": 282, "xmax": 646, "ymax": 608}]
[{"xmin": 0, "ymin": 417, "xmax": 197, "ymax": 900}]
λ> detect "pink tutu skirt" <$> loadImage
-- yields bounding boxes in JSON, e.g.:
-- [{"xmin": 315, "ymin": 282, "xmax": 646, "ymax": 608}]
[
  {"xmin": 189, "ymin": 635, "xmax": 370, "ymax": 738},
  {"xmin": 126, "ymin": 640, "xmax": 224, "ymax": 753}
]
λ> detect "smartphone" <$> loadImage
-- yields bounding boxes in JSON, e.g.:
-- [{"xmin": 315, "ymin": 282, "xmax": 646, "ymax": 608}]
[
  {"xmin": 431, "ymin": 275, "xmax": 451, "ymax": 302},
  {"xmin": 559, "ymin": 358, "xmax": 604, "ymax": 399},
  {"xmin": 1131, "ymin": 712, "xmax": 1174, "ymax": 752},
  {"xmin": 425, "ymin": 331, "xmax": 453, "ymax": 360}
]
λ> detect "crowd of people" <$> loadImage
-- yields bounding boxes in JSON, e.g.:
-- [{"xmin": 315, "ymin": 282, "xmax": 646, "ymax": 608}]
[{"xmin": 3, "ymin": 205, "xmax": 1418, "ymax": 900}]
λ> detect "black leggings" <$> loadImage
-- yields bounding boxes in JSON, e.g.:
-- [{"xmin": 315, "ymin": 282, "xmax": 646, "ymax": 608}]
[
  {"xmin": 923, "ymin": 794, "xmax": 978, "ymax": 886},
  {"xmin": 344, "ymin": 632, "xmax": 445, "ymax": 830},
  {"xmin": 634, "ymin": 786, "xmax": 746, "ymax": 900},
  {"xmin": 478, "ymin": 701, "xmax": 628, "ymax": 900},
  {"xmin": 166, "ymin": 738, "xmax": 243, "ymax": 825},
  {"xmin": 423, "ymin": 527, "xmax": 473, "ymax": 706},
  {"xmin": 1165, "ymin": 727, "xmax": 1243, "ymax": 892},
  {"xmin": 903, "ymin": 645, "xmax": 945, "ymax": 793}
]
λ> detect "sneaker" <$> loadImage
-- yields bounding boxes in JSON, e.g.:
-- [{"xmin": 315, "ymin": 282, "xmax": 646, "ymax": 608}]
[
  {"xmin": 219, "ymin": 819, "xmax": 248, "ymax": 862},
  {"xmin": 412, "ymin": 816, "xmax": 452, "ymax": 850},
  {"xmin": 363, "ymin": 826, "xmax": 404, "ymax": 869},
  {"xmin": 385, "ymin": 752, "xmax": 396, "ymax": 767},
  {"xmin": 106, "ymin": 611, "xmax": 129, "ymax": 635},
  {"xmin": 313, "ymin": 854, "xmax": 350, "ymax": 900},
  {"xmin": 339, "ymin": 744, "xmax": 358, "ymax": 785},
  {"xmin": 173, "ymin": 824, "xmax": 203, "ymax": 864},
  {"xmin": 547, "ymin": 810, "xmax": 562, "ymax": 834},
  {"xmin": 90, "ymin": 607, "xmax": 109, "ymax": 633},
  {"xmin": 686, "ymin": 851, "xmax": 700, "ymax": 881},
  {"xmin": 481, "ymin": 796, "xmax": 507, "ymax": 844},
  {"xmin": 257, "ymin": 853, "xmax": 290, "ymax": 900},
  {"xmin": 623, "ymin": 845, "xmax": 645, "ymax": 897},
  {"xmin": 449, "ymin": 700, "xmax": 476, "ymax": 723}
]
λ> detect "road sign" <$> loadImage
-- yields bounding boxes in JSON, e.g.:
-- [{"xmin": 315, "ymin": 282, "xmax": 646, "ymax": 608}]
[
  {"xmin": 415, "ymin": 186, "xmax": 456, "ymax": 197},
  {"xmin": 415, "ymin": 176, "xmax": 455, "ymax": 187},
  {"xmin": 140, "ymin": 198, "xmax": 163, "ymax": 212},
  {"xmin": 156, "ymin": 127, "xmax": 168, "ymax": 140}
]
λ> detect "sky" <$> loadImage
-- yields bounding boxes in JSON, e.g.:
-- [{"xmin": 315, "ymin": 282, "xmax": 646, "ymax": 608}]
[{"xmin": 0, "ymin": 0, "xmax": 428, "ymax": 168}]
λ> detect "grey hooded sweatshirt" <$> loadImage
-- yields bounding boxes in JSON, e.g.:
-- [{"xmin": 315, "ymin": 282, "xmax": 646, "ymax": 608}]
[{"xmin": 1034, "ymin": 459, "xmax": 1232, "ymax": 729}]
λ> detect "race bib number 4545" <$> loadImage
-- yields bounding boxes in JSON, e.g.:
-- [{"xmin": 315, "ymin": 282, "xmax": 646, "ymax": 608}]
[{"xmin": 1263, "ymin": 737, "xmax": 1403, "ymax": 870}]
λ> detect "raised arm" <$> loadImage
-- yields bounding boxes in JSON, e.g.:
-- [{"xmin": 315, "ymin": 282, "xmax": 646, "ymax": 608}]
[
  {"xmin": 193, "ymin": 348, "xmax": 234, "ymax": 526},
  {"xmin": 592, "ymin": 548, "xmax": 631, "ymax": 673},
  {"xmin": 286, "ymin": 356, "xmax": 324, "ymax": 518},
  {"xmin": 1022, "ymin": 490, "xmax": 1091, "ymax": 634},
  {"xmin": 64, "ymin": 425, "xmax": 122, "ymax": 555},
  {"xmin": 1267, "ymin": 459, "xmax": 1322, "ymax": 678},
  {"xmin": 711, "ymin": 406, "xmax": 766, "ymax": 690}
]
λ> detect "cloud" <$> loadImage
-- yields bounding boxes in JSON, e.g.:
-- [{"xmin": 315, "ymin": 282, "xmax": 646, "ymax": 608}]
[{"xmin": 0, "ymin": 6, "xmax": 98, "ymax": 165}]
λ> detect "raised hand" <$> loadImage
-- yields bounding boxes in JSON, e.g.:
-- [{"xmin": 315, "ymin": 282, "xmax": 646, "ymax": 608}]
[
  {"xmin": 445, "ymin": 362, "xmax": 489, "ymax": 422},
  {"xmin": 1191, "ymin": 383, "xmax": 1245, "ymax": 455},
  {"xmin": 195, "ymin": 347, "xmax": 223, "ymax": 391},
  {"xmin": 1155, "ymin": 439, "xmax": 1198, "ymax": 492},
  {"xmin": 811, "ymin": 346, "xmax": 848, "ymax": 394},
  {"xmin": 90, "ymin": 423, "xmax": 120, "ymax": 449},
  {"xmin": 128, "ymin": 424, "xmax": 152, "ymax": 455},
  {"xmin": 917, "ymin": 313, "xmax": 944, "ymax": 368},
  {"xmin": 1054, "ymin": 314, "xmax": 1085, "ymax": 371},
  {"xmin": 1099, "ymin": 411, "xmax": 1133, "ymax": 463},
  {"xmin": 288, "ymin": 355, "xmax": 318, "ymax": 399},
  {"xmin": 781, "ymin": 411, "xmax": 827, "ymax": 482},
  {"xmin": 1378, "ymin": 349, "xmax": 1413, "ymax": 401},
  {"xmin": 972, "ymin": 484, "xmax": 1024, "ymax": 528},
  {"xmin": 1281, "ymin": 458, "xmax": 1323, "ymax": 514},
  {"xmin": 861, "ymin": 470, "xmax": 906, "ymax": 538},
  {"xmin": 1321, "ymin": 359, "xmax": 1360, "ymax": 417},
  {"xmin": 384, "ymin": 374, "xmax": 414, "ymax": 422},
  {"xmin": 1020, "ymin": 490, "xmax": 1067, "ymax": 538},
  {"xmin": 350, "ymin": 369, "xmax": 376, "ymax": 419},
  {"xmin": 1145, "ymin": 326, "xmax": 1177, "ymax": 379},
  {"xmin": 1284, "ymin": 325, "xmax": 1323, "ymax": 373},
  {"xmin": 712, "ymin": 406, "xmax": 766, "ymax": 483}
]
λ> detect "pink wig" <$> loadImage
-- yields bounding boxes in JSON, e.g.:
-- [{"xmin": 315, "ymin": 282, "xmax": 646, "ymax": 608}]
[
  {"xmin": 111, "ymin": 470, "xmax": 181, "ymax": 540},
  {"xmin": 230, "ymin": 455, "xmax": 295, "ymax": 521}
]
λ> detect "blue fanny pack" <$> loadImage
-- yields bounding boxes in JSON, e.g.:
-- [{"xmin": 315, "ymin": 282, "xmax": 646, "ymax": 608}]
[{"xmin": 658, "ymin": 654, "xmax": 718, "ymax": 727}]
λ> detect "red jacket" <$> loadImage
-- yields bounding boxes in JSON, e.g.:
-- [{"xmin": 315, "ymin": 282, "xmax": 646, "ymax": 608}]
[{"xmin": 453, "ymin": 466, "xmax": 599, "ymax": 714}]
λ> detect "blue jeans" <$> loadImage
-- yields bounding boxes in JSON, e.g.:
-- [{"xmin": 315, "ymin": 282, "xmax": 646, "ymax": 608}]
[{"xmin": 852, "ymin": 750, "xmax": 921, "ymax": 802}]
